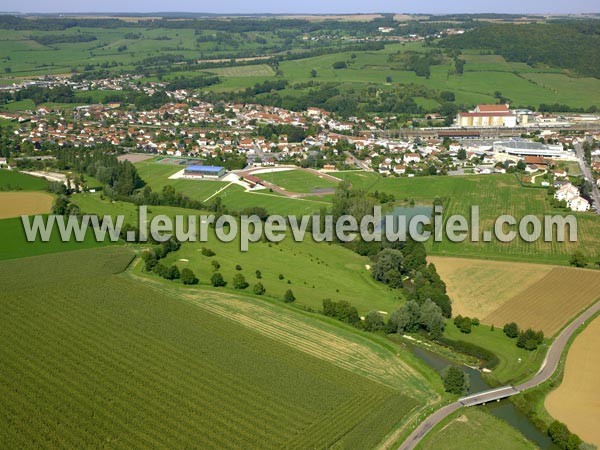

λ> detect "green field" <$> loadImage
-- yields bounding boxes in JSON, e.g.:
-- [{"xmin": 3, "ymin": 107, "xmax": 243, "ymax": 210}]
[
  {"xmin": 444, "ymin": 322, "xmax": 545, "ymax": 386},
  {"xmin": 0, "ymin": 246, "xmax": 434, "ymax": 448},
  {"xmin": 151, "ymin": 231, "xmax": 402, "ymax": 314},
  {"xmin": 416, "ymin": 408, "xmax": 536, "ymax": 450},
  {"xmin": 0, "ymin": 170, "xmax": 48, "ymax": 191},
  {"xmin": 335, "ymin": 172, "xmax": 600, "ymax": 265},
  {"xmin": 257, "ymin": 169, "xmax": 339, "ymax": 193},
  {"xmin": 135, "ymin": 161, "xmax": 331, "ymax": 215}
]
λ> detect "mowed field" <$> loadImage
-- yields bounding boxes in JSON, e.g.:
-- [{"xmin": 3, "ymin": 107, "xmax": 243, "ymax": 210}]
[
  {"xmin": 416, "ymin": 409, "xmax": 536, "ymax": 450},
  {"xmin": 429, "ymin": 256, "xmax": 555, "ymax": 319},
  {"xmin": 545, "ymin": 315, "xmax": 600, "ymax": 447},
  {"xmin": 430, "ymin": 256, "xmax": 600, "ymax": 336},
  {"xmin": 0, "ymin": 170, "xmax": 48, "ymax": 191},
  {"xmin": 0, "ymin": 247, "xmax": 432, "ymax": 449},
  {"xmin": 0, "ymin": 191, "xmax": 54, "ymax": 219},
  {"xmin": 484, "ymin": 267, "xmax": 600, "ymax": 336},
  {"xmin": 256, "ymin": 168, "xmax": 339, "ymax": 193}
]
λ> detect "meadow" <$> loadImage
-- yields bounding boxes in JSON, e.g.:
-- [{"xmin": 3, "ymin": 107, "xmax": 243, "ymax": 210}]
[
  {"xmin": 545, "ymin": 315, "xmax": 600, "ymax": 447},
  {"xmin": 0, "ymin": 246, "xmax": 434, "ymax": 449},
  {"xmin": 444, "ymin": 321, "xmax": 545, "ymax": 386},
  {"xmin": 416, "ymin": 408, "xmax": 535, "ymax": 450},
  {"xmin": 148, "ymin": 233, "xmax": 403, "ymax": 315},
  {"xmin": 0, "ymin": 191, "xmax": 54, "ymax": 219}
]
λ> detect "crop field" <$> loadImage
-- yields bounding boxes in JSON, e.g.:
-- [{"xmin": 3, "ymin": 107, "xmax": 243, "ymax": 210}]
[
  {"xmin": 416, "ymin": 409, "xmax": 535, "ymax": 450},
  {"xmin": 0, "ymin": 191, "xmax": 54, "ymax": 219},
  {"xmin": 155, "ymin": 232, "xmax": 403, "ymax": 314},
  {"xmin": 0, "ymin": 247, "xmax": 432, "ymax": 449},
  {"xmin": 0, "ymin": 215, "xmax": 111, "ymax": 261},
  {"xmin": 0, "ymin": 170, "xmax": 48, "ymax": 191},
  {"xmin": 484, "ymin": 267, "xmax": 600, "ymax": 336},
  {"xmin": 545, "ymin": 315, "xmax": 600, "ymax": 447},
  {"xmin": 256, "ymin": 168, "xmax": 339, "ymax": 193},
  {"xmin": 208, "ymin": 64, "xmax": 275, "ymax": 77},
  {"xmin": 336, "ymin": 172, "xmax": 600, "ymax": 265},
  {"xmin": 429, "ymin": 256, "xmax": 555, "ymax": 319}
]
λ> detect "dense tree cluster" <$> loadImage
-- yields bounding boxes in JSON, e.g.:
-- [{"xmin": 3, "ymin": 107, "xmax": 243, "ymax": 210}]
[
  {"xmin": 441, "ymin": 365, "xmax": 470, "ymax": 395},
  {"xmin": 503, "ymin": 322, "xmax": 544, "ymax": 351},
  {"xmin": 387, "ymin": 299, "xmax": 445, "ymax": 339},
  {"xmin": 322, "ymin": 299, "xmax": 361, "ymax": 326},
  {"xmin": 440, "ymin": 21, "xmax": 600, "ymax": 79}
]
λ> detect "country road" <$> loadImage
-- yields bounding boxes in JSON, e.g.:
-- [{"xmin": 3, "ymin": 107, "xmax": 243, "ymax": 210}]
[{"xmin": 398, "ymin": 301, "xmax": 600, "ymax": 450}]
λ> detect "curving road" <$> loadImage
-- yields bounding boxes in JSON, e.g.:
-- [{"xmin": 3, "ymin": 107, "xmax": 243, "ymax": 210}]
[{"xmin": 399, "ymin": 301, "xmax": 600, "ymax": 450}]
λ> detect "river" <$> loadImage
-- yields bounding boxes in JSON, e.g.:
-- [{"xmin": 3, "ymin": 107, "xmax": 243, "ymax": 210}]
[{"xmin": 410, "ymin": 345, "xmax": 559, "ymax": 449}]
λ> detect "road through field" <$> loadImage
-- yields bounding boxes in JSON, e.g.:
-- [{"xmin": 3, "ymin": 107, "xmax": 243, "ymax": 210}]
[{"xmin": 399, "ymin": 300, "xmax": 600, "ymax": 450}]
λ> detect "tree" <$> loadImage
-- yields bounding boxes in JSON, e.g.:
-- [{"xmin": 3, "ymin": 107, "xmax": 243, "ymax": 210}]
[
  {"xmin": 569, "ymin": 251, "xmax": 587, "ymax": 268},
  {"xmin": 211, "ymin": 272, "xmax": 226, "ymax": 287},
  {"xmin": 310, "ymin": 69, "xmax": 317, "ymax": 78},
  {"xmin": 454, "ymin": 315, "xmax": 472, "ymax": 334},
  {"xmin": 548, "ymin": 421, "xmax": 570, "ymax": 449},
  {"xmin": 457, "ymin": 148, "xmax": 467, "ymax": 160},
  {"xmin": 503, "ymin": 322, "xmax": 519, "ymax": 338},
  {"xmin": 233, "ymin": 273, "xmax": 249, "ymax": 290},
  {"xmin": 181, "ymin": 268, "xmax": 198, "ymax": 285},
  {"xmin": 442, "ymin": 365, "xmax": 469, "ymax": 395},
  {"xmin": 164, "ymin": 265, "xmax": 180, "ymax": 280},
  {"xmin": 517, "ymin": 328, "xmax": 544, "ymax": 351},
  {"xmin": 371, "ymin": 249, "xmax": 405, "ymax": 285},
  {"xmin": 363, "ymin": 311, "xmax": 385, "ymax": 332},
  {"xmin": 255, "ymin": 270, "xmax": 262, "ymax": 279},
  {"xmin": 211, "ymin": 260, "xmax": 220, "ymax": 271},
  {"xmin": 516, "ymin": 160, "xmax": 526, "ymax": 171},
  {"xmin": 284, "ymin": 289, "xmax": 295, "ymax": 303},
  {"xmin": 235, "ymin": 264, "xmax": 242, "ymax": 271},
  {"xmin": 253, "ymin": 282, "xmax": 266, "ymax": 295},
  {"xmin": 202, "ymin": 247, "xmax": 216, "ymax": 257}
]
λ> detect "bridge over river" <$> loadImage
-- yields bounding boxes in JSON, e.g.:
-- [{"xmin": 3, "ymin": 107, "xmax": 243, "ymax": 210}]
[{"xmin": 398, "ymin": 300, "xmax": 600, "ymax": 450}]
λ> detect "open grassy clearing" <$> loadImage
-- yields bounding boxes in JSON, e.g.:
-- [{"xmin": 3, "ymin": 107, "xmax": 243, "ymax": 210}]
[
  {"xmin": 545, "ymin": 314, "xmax": 600, "ymax": 447},
  {"xmin": 484, "ymin": 267, "xmax": 600, "ymax": 336},
  {"xmin": 416, "ymin": 408, "xmax": 536, "ymax": 450},
  {"xmin": 0, "ymin": 246, "xmax": 434, "ymax": 449},
  {"xmin": 429, "ymin": 256, "xmax": 555, "ymax": 319},
  {"xmin": 0, "ymin": 191, "xmax": 54, "ymax": 219},
  {"xmin": 152, "ymin": 233, "xmax": 403, "ymax": 314},
  {"xmin": 257, "ymin": 168, "xmax": 339, "ymax": 193},
  {"xmin": 444, "ymin": 321, "xmax": 545, "ymax": 386},
  {"xmin": 0, "ymin": 170, "xmax": 48, "ymax": 191},
  {"xmin": 336, "ymin": 172, "xmax": 600, "ymax": 265}
]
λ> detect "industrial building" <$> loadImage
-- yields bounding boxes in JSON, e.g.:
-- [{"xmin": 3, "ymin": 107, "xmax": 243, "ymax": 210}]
[
  {"xmin": 183, "ymin": 165, "xmax": 226, "ymax": 179},
  {"xmin": 493, "ymin": 139, "xmax": 569, "ymax": 158}
]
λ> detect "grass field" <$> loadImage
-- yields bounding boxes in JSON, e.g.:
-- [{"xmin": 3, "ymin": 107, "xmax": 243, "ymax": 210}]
[
  {"xmin": 336, "ymin": 172, "xmax": 600, "ymax": 265},
  {"xmin": 545, "ymin": 314, "xmax": 600, "ymax": 447},
  {"xmin": 149, "ymin": 232, "xmax": 403, "ymax": 314},
  {"xmin": 429, "ymin": 256, "xmax": 555, "ymax": 319},
  {"xmin": 416, "ymin": 408, "xmax": 536, "ymax": 450},
  {"xmin": 0, "ymin": 191, "xmax": 54, "ymax": 219},
  {"xmin": 257, "ymin": 168, "xmax": 339, "ymax": 193},
  {"xmin": 0, "ymin": 246, "xmax": 435, "ymax": 448},
  {"xmin": 208, "ymin": 64, "xmax": 275, "ymax": 77},
  {"xmin": 0, "ymin": 216, "xmax": 111, "ymax": 261},
  {"xmin": 484, "ymin": 267, "xmax": 600, "ymax": 336},
  {"xmin": 135, "ymin": 161, "xmax": 331, "ymax": 215},
  {"xmin": 444, "ymin": 321, "xmax": 545, "ymax": 386},
  {"xmin": 0, "ymin": 170, "xmax": 48, "ymax": 191}
]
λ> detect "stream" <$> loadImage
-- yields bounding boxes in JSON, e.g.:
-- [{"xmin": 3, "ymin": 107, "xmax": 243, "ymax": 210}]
[{"xmin": 410, "ymin": 345, "xmax": 559, "ymax": 449}]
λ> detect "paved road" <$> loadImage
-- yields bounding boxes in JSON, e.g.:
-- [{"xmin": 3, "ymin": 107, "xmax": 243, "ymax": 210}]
[
  {"xmin": 398, "ymin": 301, "xmax": 600, "ymax": 450},
  {"xmin": 574, "ymin": 142, "xmax": 600, "ymax": 214}
]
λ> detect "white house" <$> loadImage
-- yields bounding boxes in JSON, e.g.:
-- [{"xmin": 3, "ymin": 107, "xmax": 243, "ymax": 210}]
[{"xmin": 568, "ymin": 196, "xmax": 590, "ymax": 212}]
